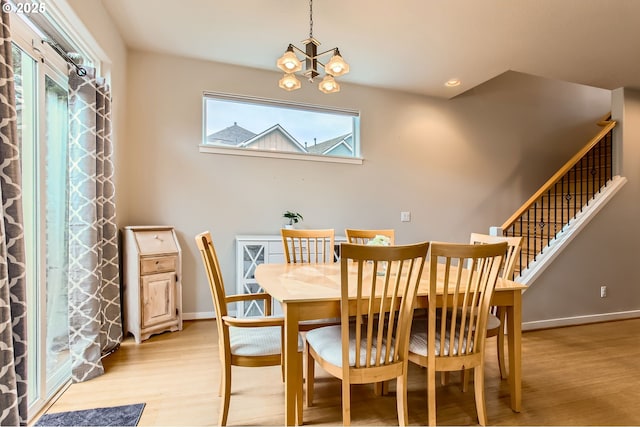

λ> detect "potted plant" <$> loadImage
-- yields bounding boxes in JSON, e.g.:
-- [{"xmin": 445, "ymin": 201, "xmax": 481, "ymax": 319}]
[{"xmin": 283, "ymin": 211, "xmax": 303, "ymax": 229}]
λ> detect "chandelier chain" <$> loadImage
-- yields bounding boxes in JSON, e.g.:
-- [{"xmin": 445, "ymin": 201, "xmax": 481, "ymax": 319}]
[{"xmin": 309, "ymin": 0, "xmax": 313, "ymax": 38}]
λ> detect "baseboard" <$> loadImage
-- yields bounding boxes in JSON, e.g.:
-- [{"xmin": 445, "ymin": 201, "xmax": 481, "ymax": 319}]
[
  {"xmin": 522, "ymin": 309, "xmax": 640, "ymax": 331},
  {"xmin": 182, "ymin": 311, "xmax": 216, "ymax": 320},
  {"xmin": 185, "ymin": 309, "xmax": 640, "ymax": 329}
]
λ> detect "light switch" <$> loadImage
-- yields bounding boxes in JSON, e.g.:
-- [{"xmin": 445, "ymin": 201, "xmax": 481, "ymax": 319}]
[{"xmin": 400, "ymin": 211, "xmax": 411, "ymax": 222}]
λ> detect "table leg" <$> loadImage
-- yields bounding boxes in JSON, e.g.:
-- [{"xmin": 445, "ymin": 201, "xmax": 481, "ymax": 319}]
[
  {"xmin": 284, "ymin": 303, "xmax": 299, "ymax": 426},
  {"xmin": 506, "ymin": 291, "xmax": 522, "ymax": 412}
]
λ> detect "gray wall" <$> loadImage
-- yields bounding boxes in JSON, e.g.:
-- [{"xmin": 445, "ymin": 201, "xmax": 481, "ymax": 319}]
[{"xmin": 120, "ymin": 50, "xmax": 611, "ymax": 318}]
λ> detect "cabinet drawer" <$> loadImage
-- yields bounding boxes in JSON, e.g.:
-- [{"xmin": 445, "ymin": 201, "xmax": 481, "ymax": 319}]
[
  {"xmin": 141, "ymin": 256, "xmax": 177, "ymax": 275},
  {"xmin": 135, "ymin": 230, "xmax": 178, "ymax": 254},
  {"xmin": 269, "ymin": 241, "xmax": 284, "ymax": 254}
]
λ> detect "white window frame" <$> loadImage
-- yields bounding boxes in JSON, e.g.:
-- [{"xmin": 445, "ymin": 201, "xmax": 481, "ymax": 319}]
[{"xmin": 200, "ymin": 92, "xmax": 363, "ymax": 165}]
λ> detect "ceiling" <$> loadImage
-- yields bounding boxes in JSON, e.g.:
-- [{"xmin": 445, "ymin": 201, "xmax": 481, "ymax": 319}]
[{"xmin": 100, "ymin": 0, "xmax": 640, "ymax": 99}]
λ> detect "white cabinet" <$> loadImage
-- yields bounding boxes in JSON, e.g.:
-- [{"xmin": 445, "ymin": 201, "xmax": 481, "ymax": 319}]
[
  {"xmin": 123, "ymin": 226, "xmax": 183, "ymax": 343},
  {"xmin": 235, "ymin": 234, "xmax": 345, "ymax": 317}
]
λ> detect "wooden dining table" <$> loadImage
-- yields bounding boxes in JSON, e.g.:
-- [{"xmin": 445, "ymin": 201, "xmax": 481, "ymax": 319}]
[{"xmin": 255, "ymin": 262, "xmax": 527, "ymax": 426}]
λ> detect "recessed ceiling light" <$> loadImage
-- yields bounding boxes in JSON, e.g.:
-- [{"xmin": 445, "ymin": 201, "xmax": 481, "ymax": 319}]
[{"xmin": 445, "ymin": 79, "xmax": 461, "ymax": 87}]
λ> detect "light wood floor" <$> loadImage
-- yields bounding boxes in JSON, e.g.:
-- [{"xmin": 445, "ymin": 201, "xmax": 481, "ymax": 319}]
[{"xmin": 40, "ymin": 318, "xmax": 640, "ymax": 426}]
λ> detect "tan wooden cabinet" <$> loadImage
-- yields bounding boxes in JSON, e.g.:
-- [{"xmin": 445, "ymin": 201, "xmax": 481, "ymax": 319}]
[{"xmin": 123, "ymin": 225, "xmax": 182, "ymax": 343}]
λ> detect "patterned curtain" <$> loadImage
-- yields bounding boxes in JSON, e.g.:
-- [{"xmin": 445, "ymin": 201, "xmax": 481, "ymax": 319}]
[
  {"xmin": 0, "ymin": 7, "xmax": 28, "ymax": 426},
  {"xmin": 67, "ymin": 66, "xmax": 121, "ymax": 382}
]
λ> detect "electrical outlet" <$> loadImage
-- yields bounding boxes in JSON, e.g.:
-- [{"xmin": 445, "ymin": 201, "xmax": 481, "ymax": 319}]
[
  {"xmin": 600, "ymin": 285, "xmax": 607, "ymax": 298},
  {"xmin": 400, "ymin": 211, "xmax": 411, "ymax": 222}
]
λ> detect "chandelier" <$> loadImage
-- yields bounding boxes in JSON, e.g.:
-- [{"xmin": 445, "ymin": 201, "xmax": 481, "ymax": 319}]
[{"xmin": 276, "ymin": 0, "xmax": 350, "ymax": 94}]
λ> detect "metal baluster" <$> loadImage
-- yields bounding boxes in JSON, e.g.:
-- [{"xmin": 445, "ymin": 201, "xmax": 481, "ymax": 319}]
[
  {"xmin": 608, "ymin": 131, "xmax": 613, "ymax": 182},
  {"xmin": 603, "ymin": 134, "xmax": 608, "ymax": 184},
  {"xmin": 592, "ymin": 146, "xmax": 595, "ymax": 200},
  {"xmin": 546, "ymin": 188, "xmax": 551, "ymax": 248},
  {"xmin": 518, "ymin": 219, "xmax": 524, "ymax": 272},
  {"xmin": 567, "ymin": 181, "xmax": 572, "ymax": 225},
  {"xmin": 560, "ymin": 176, "xmax": 564, "ymax": 228},
  {"xmin": 554, "ymin": 182, "xmax": 558, "ymax": 240},
  {"xmin": 598, "ymin": 139, "xmax": 603, "ymax": 191},
  {"xmin": 586, "ymin": 150, "xmax": 593, "ymax": 206},
  {"xmin": 539, "ymin": 196, "xmax": 544, "ymax": 254},
  {"xmin": 527, "ymin": 209, "xmax": 531, "ymax": 267},
  {"xmin": 588, "ymin": 146, "xmax": 592, "ymax": 200},
  {"xmin": 540, "ymin": 196, "xmax": 549, "ymax": 253},
  {"xmin": 533, "ymin": 200, "xmax": 538, "ymax": 261},
  {"xmin": 580, "ymin": 156, "xmax": 584, "ymax": 210},
  {"xmin": 571, "ymin": 166, "xmax": 582, "ymax": 218},
  {"xmin": 604, "ymin": 136, "xmax": 608, "ymax": 184},
  {"xmin": 520, "ymin": 219, "xmax": 525, "ymax": 272}
]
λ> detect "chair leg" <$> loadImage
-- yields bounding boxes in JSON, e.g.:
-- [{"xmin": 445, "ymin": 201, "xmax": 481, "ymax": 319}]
[
  {"xmin": 462, "ymin": 368, "xmax": 470, "ymax": 392},
  {"xmin": 305, "ymin": 342, "xmax": 315, "ymax": 407},
  {"xmin": 474, "ymin": 366, "xmax": 488, "ymax": 426},
  {"xmin": 497, "ymin": 308, "xmax": 508, "ymax": 379},
  {"xmin": 374, "ymin": 381, "xmax": 388, "ymax": 395},
  {"xmin": 342, "ymin": 380, "xmax": 351, "ymax": 426},
  {"xmin": 441, "ymin": 371, "xmax": 449, "ymax": 385},
  {"xmin": 297, "ymin": 352, "xmax": 304, "ymax": 426},
  {"xmin": 218, "ymin": 356, "xmax": 225, "ymax": 397},
  {"xmin": 427, "ymin": 366, "xmax": 437, "ymax": 427},
  {"xmin": 396, "ymin": 375, "xmax": 409, "ymax": 426},
  {"xmin": 219, "ymin": 362, "xmax": 231, "ymax": 427},
  {"xmin": 281, "ymin": 353, "xmax": 285, "ymax": 382}
]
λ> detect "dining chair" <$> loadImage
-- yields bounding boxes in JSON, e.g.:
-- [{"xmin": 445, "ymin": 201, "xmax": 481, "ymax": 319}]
[
  {"xmin": 281, "ymin": 228, "xmax": 336, "ymax": 264},
  {"xmin": 305, "ymin": 241, "xmax": 430, "ymax": 426},
  {"xmin": 468, "ymin": 233, "xmax": 523, "ymax": 381},
  {"xmin": 195, "ymin": 231, "xmax": 303, "ymax": 426},
  {"xmin": 281, "ymin": 228, "xmax": 340, "ymax": 332},
  {"xmin": 408, "ymin": 241, "xmax": 506, "ymax": 426},
  {"xmin": 345, "ymin": 228, "xmax": 395, "ymax": 245},
  {"xmin": 345, "ymin": 228, "xmax": 396, "ymax": 395}
]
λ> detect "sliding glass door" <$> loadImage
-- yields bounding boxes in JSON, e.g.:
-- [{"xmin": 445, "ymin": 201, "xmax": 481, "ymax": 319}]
[{"xmin": 12, "ymin": 36, "xmax": 71, "ymax": 415}]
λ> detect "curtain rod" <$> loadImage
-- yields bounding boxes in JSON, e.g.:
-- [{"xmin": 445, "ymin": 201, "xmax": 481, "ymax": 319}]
[{"xmin": 43, "ymin": 38, "xmax": 87, "ymax": 76}]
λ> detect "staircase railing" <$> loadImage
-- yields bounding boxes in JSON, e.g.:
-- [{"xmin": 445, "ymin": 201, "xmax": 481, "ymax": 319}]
[{"xmin": 501, "ymin": 113, "xmax": 616, "ymax": 276}]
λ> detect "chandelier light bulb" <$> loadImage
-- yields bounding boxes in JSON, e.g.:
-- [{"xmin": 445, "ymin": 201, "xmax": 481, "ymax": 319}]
[
  {"xmin": 277, "ymin": 47, "xmax": 302, "ymax": 73},
  {"xmin": 325, "ymin": 50, "xmax": 350, "ymax": 77},
  {"xmin": 319, "ymin": 75, "xmax": 340, "ymax": 94},
  {"xmin": 279, "ymin": 73, "xmax": 301, "ymax": 91}
]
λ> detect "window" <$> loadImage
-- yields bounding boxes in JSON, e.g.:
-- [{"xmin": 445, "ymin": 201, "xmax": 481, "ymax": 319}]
[{"xmin": 201, "ymin": 92, "xmax": 362, "ymax": 164}]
